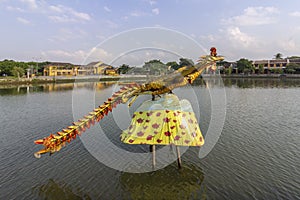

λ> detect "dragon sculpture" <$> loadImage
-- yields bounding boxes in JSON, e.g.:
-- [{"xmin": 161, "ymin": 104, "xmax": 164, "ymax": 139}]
[{"xmin": 34, "ymin": 47, "xmax": 224, "ymax": 158}]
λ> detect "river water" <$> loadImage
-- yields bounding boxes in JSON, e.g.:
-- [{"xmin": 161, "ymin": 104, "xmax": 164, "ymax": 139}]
[{"xmin": 0, "ymin": 78, "xmax": 299, "ymax": 199}]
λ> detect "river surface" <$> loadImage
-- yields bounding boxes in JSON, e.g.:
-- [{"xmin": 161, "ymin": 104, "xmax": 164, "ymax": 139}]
[{"xmin": 0, "ymin": 78, "xmax": 299, "ymax": 199}]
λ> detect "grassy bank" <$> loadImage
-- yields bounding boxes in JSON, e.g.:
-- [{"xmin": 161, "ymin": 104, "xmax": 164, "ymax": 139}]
[
  {"xmin": 0, "ymin": 75, "xmax": 149, "ymax": 86},
  {"xmin": 0, "ymin": 77, "xmax": 76, "ymax": 85}
]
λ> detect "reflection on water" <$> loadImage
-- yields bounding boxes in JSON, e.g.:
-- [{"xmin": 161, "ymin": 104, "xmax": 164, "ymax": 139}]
[
  {"xmin": 222, "ymin": 78, "xmax": 300, "ymax": 88},
  {"xmin": 0, "ymin": 82, "xmax": 115, "ymax": 96},
  {"xmin": 0, "ymin": 78, "xmax": 299, "ymax": 199},
  {"xmin": 32, "ymin": 179, "xmax": 91, "ymax": 200},
  {"xmin": 193, "ymin": 77, "xmax": 300, "ymax": 88},
  {"xmin": 120, "ymin": 164, "xmax": 205, "ymax": 200},
  {"xmin": 0, "ymin": 78, "xmax": 299, "ymax": 96}
]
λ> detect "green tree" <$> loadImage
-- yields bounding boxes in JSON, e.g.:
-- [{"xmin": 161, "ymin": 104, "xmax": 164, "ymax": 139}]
[
  {"xmin": 258, "ymin": 64, "xmax": 264, "ymax": 74},
  {"xmin": 286, "ymin": 63, "xmax": 300, "ymax": 74},
  {"xmin": 166, "ymin": 61, "xmax": 179, "ymax": 71},
  {"xmin": 0, "ymin": 60, "xmax": 34, "ymax": 76},
  {"xmin": 118, "ymin": 64, "xmax": 131, "ymax": 74},
  {"xmin": 11, "ymin": 66, "xmax": 25, "ymax": 78},
  {"xmin": 287, "ymin": 56, "xmax": 300, "ymax": 59},
  {"xmin": 217, "ymin": 60, "xmax": 230, "ymax": 67},
  {"xmin": 179, "ymin": 58, "xmax": 194, "ymax": 68},
  {"xmin": 0, "ymin": 60, "xmax": 16, "ymax": 76},
  {"xmin": 143, "ymin": 60, "xmax": 167, "ymax": 75},
  {"xmin": 274, "ymin": 53, "xmax": 283, "ymax": 60},
  {"xmin": 224, "ymin": 67, "xmax": 232, "ymax": 75},
  {"xmin": 237, "ymin": 58, "xmax": 253, "ymax": 74},
  {"xmin": 270, "ymin": 68, "xmax": 283, "ymax": 74}
]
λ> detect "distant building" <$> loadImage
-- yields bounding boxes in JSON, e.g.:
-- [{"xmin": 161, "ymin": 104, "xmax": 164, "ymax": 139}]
[
  {"xmin": 252, "ymin": 58, "xmax": 300, "ymax": 73},
  {"xmin": 43, "ymin": 61, "xmax": 118, "ymax": 76},
  {"xmin": 253, "ymin": 59, "xmax": 287, "ymax": 69},
  {"xmin": 85, "ymin": 61, "xmax": 118, "ymax": 75},
  {"xmin": 103, "ymin": 66, "xmax": 118, "ymax": 76},
  {"xmin": 218, "ymin": 59, "xmax": 300, "ymax": 74},
  {"xmin": 217, "ymin": 61, "xmax": 237, "ymax": 74},
  {"xmin": 43, "ymin": 62, "xmax": 79, "ymax": 76}
]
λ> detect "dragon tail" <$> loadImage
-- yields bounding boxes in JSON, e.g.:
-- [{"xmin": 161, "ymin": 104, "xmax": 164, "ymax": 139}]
[{"xmin": 34, "ymin": 83, "xmax": 141, "ymax": 158}]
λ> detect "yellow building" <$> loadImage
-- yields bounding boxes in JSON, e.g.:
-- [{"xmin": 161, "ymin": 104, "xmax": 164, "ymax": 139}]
[
  {"xmin": 43, "ymin": 63, "xmax": 79, "ymax": 76},
  {"xmin": 43, "ymin": 61, "xmax": 118, "ymax": 76},
  {"xmin": 85, "ymin": 61, "xmax": 118, "ymax": 75}
]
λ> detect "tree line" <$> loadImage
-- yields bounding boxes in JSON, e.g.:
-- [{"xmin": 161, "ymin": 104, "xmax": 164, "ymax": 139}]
[
  {"xmin": 117, "ymin": 58, "xmax": 194, "ymax": 75},
  {"xmin": 0, "ymin": 60, "xmax": 50, "ymax": 78},
  {"xmin": 219, "ymin": 54, "xmax": 300, "ymax": 75},
  {"xmin": 1, "ymin": 53, "xmax": 300, "ymax": 78}
]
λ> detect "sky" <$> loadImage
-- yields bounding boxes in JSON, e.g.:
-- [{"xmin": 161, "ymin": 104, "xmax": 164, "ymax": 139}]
[{"xmin": 0, "ymin": 0, "xmax": 300, "ymax": 65}]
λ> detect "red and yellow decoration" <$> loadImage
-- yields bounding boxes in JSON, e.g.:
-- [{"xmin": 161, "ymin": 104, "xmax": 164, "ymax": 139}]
[
  {"xmin": 121, "ymin": 94, "xmax": 204, "ymax": 146},
  {"xmin": 34, "ymin": 83, "xmax": 140, "ymax": 158},
  {"xmin": 34, "ymin": 50, "xmax": 223, "ymax": 158}
]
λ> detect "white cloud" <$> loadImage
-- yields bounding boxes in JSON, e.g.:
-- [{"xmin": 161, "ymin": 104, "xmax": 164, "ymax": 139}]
[
  {"xmin": 20, "ymin": 0, "xmax": 38, "ymax": 9},
  {"xmin": 279, "ymin": 39, "xmax": 297, "ymax": 52},
  {"xmin": 16, "ymin": 2, "xmax": 91, "ymax": 23},
  {"xmin": 71, "ymin": 10, "xmax": 90, "ymax": 21},
  {"xmin": 17, "ymin": 17, "xmax": 31, "ymax": 25},
  {"xmin": 104, "ymin": 6, "xmax": 111, "ymax": 12},
  {"xmin": 49, "ymin": 28, "xmax": 87, "ymax": 42},
  {"xmin": 190, "ymin": 33, "xmax": 196, "ymax": 38},
  {"xmin": 110, "ymin": 49, "xmax": 180, "ymax": 67},
  {"xmin": 41, "ymin": 47, "xmax": 113, "ymax": 64},
  {"xmin": 130, "ymin": 10, "xmax": 148, "ymax": 17},
  {"xmin": 199, "ymin": 34, "xmax": 216, "ymax": 43},
  {"xmin": 48, "ymin": 16, "xmax": 71, "ymax": 23},
  {"xmin": 104, "ymin": 20, "xmax": 118, "ymax": 29},
  {"xmin": 222, "ymin": 6, "xmax": 279, "ymax": 26},
  {"xmin": 226, "ymin": 27, "xmax": 255, "ymax": 47},
  {"xmin": 48, "ymin": 5, "xmax": 91, "ymax": 23},
  {"xmin": 49, "ymin": 5, "xmax": 63, "ymax": 13},
  {"xmin": 85, "ymin": 47, "xmax": 113, "ymax": 64},
  {"xmin": 130, "ymin": 9, "xmax": 159, "ymax": 17},
  {"xmin": 6, "ymin": 6, "xmax": 25, "ymax": 12},
  {"xmin": 278, "ymin": 28, "xmax": 300, "ymax": 53},
  {"xmin": 152, "ymin": 8, "xmax": 159, "ymax": 15},
  {"xmin": 148, "ymin": 0, "xmax": 157, "ymax": 6},
  {"xmin": 96, "ymin": 34, "xmax": 106, "ymax": 41},
  {"xmin": 42, "ymin": 50, "xmax": 87, "ymax": 64},
  {"xmin": 289, "ymin": 11, "xmax": 300, "ymax": 17}
]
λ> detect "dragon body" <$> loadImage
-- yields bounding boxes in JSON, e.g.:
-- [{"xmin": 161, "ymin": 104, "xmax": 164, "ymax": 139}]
[{"xmin": 34, "ymin": 52, "xmax": 224, "ymax": 158}]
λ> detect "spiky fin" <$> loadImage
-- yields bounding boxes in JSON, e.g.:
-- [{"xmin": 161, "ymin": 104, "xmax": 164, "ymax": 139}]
[{"xmin": 34, "ymin": 84, "xmax": 139, "ymax": 158}]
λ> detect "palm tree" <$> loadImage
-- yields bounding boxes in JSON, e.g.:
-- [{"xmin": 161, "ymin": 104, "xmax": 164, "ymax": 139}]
[{"xmin": 274, "ymin": 53, "xmax": 283, "ymax": 60}]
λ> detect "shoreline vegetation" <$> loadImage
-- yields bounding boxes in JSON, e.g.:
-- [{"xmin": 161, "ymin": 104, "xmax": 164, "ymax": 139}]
[
  {"xmin": 0, "ymin": 75, "xmax": 148, "ymax": 86},
  {"xmin": 0, "ymin": 74, "xmax": 300, "ymax": 86}
]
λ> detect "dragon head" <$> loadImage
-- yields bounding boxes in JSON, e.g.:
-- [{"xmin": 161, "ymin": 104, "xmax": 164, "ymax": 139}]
[{"xmin": 198, "ymin": 47, "xmax": 224, "ymax": 71}]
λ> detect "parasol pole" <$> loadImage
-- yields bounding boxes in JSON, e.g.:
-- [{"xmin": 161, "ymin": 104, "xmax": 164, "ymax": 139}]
[
  {"xmin": 150, "ymin": 95, "xmax": 156, "ymax": 168},
  {"xmin": 176, "ymin": 146, "xmax": 182, "ymax": 169},
  {"xmin": 150, "ymin": 145, "xmax": 156, "ymax": 168}
]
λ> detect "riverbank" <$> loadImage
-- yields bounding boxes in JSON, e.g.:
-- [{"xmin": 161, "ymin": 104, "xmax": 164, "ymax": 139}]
[
  {"xmin": 1, "ymin": 74, "xmax": 299, "ymax": 86},
  {"xmin": 0, "ymin": 75, "xmax": 148, "ymax": 86},
  {"xmin": 219, "ymin": 74, "xmax": 300, "ymax": 79}
]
